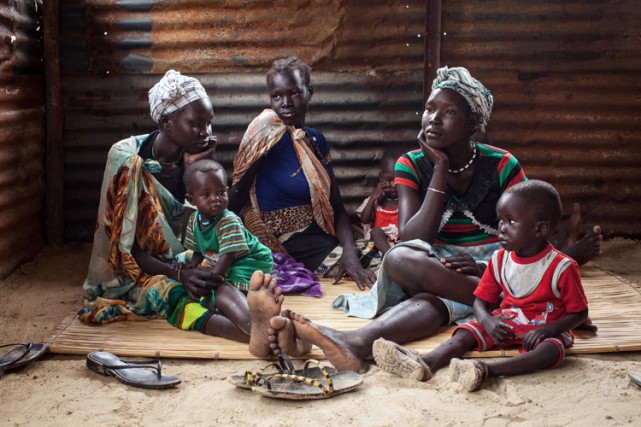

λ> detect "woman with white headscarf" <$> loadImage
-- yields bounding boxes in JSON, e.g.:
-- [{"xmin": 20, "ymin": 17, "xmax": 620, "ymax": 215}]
[{"xmin": 80, "ymin": 71, "xmax": 253, "ymax": 342}]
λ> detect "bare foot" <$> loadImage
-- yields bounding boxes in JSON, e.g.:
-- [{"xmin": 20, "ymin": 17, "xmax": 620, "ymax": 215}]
[
  {"xmin": 247, "ymin": 271, "xmax": 283, "ymax": 357},
  {"xmin": 287, "ymin": 310, "xmax": 366, "ymax": 373},
  {"xmin": 551, "ymin": 203, "xmax": 582, "ymax": 249},
  {"xmin": 564, "ymin": 225, "xmax": 603, "ymax": 266},
  {"xmin": 267, "ymin": 309, "xmax": 312, "ymax": 357}
]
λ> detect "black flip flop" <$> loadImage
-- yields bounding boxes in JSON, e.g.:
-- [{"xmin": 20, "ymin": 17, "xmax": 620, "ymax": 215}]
[
  {"xmin": 86, "ymin": 351, "xmax": 181, "ymax": 389},
  {"xmin": 0, "ymin": 343, "xmax": 48, "ymax": 377}
]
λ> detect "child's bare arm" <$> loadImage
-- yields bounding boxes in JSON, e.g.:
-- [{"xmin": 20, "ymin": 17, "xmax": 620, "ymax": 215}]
[
  {"xmin": 188, "ymin": 252, "xmax": 205, "ymax": 268},
  {"xmin": 210, "ymin": 252, "xmax": 235, "ymax": 280},
  {"xmin": 522, "ymin": 308, "xmax": 588, "ymax": 351},
  {"xmin": 359, "ymin": 184, "xmax": 383, "ymax": 224},
  {"xmin": 474, "ymin": 297, "xmax": 515, "ymax": 344}
]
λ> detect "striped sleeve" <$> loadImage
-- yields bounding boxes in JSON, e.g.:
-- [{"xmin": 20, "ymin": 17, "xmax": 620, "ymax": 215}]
[
  {"xmin": 497, "ymin": 151, "xmax": 526, "ymax": 191},
  {"xmin": 216, "ymin": 212, "xmax": 250, "ymax": 258},
  {"xmin": 476, "ymin": 143, "xmax": 527, "ymax": 191},
  {"xmin": 183, "ymin": 212, "xmax": 199, "ymax": 252},
  {"xmin": 395, "ymin": 152, "xmax": 420, "ymax": 191}
]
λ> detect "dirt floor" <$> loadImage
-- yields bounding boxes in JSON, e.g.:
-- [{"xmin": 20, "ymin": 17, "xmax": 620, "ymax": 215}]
[{"xmin": 1, "ymin": 239, "xmax": 641, "ymax": 426}]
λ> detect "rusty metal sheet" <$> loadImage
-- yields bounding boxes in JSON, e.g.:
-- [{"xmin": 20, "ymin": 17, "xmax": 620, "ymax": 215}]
[
  {"xmin": 441, "ymin": 0, "xmax": 641, "ymax": 73},
  {"xmin": 60, "ymin": 0, "xmax": 425, "ymax": 74},
  {"xmin": 0, "ymin": 0, "xmax": 45, "ymax": 278},
  {"xmin": 437, "ymin": 0, "xmax": 641, "ymax": 237},
  {"xmin": 59, "ymin": 0, "xmax": 641, "ymax": 240},
  {"xmin": 62, "ymin": 71, "xmax": 423, "ymax": 241}
]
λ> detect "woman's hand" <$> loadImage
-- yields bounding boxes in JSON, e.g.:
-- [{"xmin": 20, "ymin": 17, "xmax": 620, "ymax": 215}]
[
  {"xmin": 440, "ymin": 251, "xmax": 485, "ymax": 277},
  {"xmin": 417, "ymin": 129, "xmax": 449, "ymax": 170},
  {"xmin": 180, "ymin": 267, "xmax": 225, "ymax": 300},
  {"xmin": 184, "ymin": 141, "xmax": 216, "ymax": 166},
  {"xmin": 480, "ymin": 314, "xmax": 515, "ymax": 345},
  {"xmin": 333, "ymin": 251, "xmax": 377, "ymax": 291}
]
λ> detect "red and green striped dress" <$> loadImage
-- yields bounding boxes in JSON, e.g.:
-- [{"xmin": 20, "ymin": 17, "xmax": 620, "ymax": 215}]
[{"xmin": 395, "ymin": 143, "xmax": 526, "ymax": 247}]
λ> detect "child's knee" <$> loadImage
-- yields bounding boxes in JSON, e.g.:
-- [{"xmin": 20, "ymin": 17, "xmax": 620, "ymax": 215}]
[
  {"xmin": 451, "ymin": 329, "xmax": 477, "ymax": 349},
  {"xmin": 537, "ymin": 338, "xmax": 566, "ymax": 368}
]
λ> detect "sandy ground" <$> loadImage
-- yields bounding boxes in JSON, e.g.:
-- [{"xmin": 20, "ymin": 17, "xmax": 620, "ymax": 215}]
[{"xmin": 1, "ymin": 239, "xmax": 641, "ymax": 426}]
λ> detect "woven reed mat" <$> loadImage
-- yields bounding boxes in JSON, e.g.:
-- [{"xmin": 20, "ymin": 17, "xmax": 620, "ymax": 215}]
[{"xmin": 49, "ymin": 266, "xmax": 641, "ymax": 359}]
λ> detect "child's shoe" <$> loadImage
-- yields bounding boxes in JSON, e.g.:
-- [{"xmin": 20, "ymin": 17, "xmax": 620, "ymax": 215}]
[{"xmin": 448, "ymin": 358, "xmax": 488, "ymax": 392}]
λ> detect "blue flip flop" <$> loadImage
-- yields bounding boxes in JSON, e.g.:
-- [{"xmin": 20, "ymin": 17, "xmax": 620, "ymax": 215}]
[{"xmin": 86, "ymin": 351, "xmax": 181, "ymax": 389}]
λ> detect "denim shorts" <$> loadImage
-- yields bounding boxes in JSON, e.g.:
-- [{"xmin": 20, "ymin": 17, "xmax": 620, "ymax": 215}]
[{"xmin": 437, "ymin": 297, "xmax": 475, "ymax": 325}]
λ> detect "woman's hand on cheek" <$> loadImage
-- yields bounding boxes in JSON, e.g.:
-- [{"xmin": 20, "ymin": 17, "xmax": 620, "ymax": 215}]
[
  {"xmin": 184, "ymin": 143, "xmax": 216, "ymax": 166},
  {"xmin": 417, "ymin": 130, "xmax": 449, "ymax": 168},
  {"xmin": 333, "ymin": 252, "xmax": 377, "ymax": 290}
]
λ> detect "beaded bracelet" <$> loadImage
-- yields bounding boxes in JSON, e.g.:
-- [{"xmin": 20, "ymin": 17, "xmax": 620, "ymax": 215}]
[{"xmin": 427, "ymin": 187, "xmax": 446, "ymax": 195}]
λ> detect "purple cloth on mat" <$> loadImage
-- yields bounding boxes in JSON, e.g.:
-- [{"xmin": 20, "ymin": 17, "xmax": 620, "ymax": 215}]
[{"xmin": 270, "ymin": 252, "xmax": 323, "ymax": 297}]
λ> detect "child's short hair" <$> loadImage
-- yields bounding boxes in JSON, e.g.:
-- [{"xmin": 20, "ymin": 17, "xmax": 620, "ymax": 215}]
[
  {"xmin": 505, "ymin": 179, "xmax": 562, "ymax": 229},
  {"xmin": 183, "ymin": 159, "xmax": 226, "ymax": 192},
  {"xmin": 380, "ymin": 151, "xmax": 397, "ymax": 171},
  {"xmin": 266, "ymin": 56, "xmax": 311, "ymax": 87}
]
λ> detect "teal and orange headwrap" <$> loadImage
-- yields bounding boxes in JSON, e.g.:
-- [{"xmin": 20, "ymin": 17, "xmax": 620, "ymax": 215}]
[{"xmin": 432, "ymin": 66, "xmax": 493, "ymax": 132}]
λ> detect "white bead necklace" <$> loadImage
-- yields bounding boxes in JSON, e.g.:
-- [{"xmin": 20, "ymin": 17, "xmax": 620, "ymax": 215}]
[{"xmin": 448, "ymin": 143, "xmax": 477, "ymax": 174}]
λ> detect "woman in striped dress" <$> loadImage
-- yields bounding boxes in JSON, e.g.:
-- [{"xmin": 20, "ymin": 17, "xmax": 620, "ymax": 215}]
[{"xmin": 265, "ymin": 66, "xmax": 599, "ymax": 373}]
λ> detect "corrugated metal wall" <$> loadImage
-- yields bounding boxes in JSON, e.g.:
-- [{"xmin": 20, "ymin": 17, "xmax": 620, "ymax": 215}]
[
  {"xmin": 0, "ymin": 0, "xmax": 45, "ymax": 278},
  {"xmin": 58, "ymin": 0, "xmax": 641, "ymax": 242},
  {"xmin": 59, "ymin": 0, "xmax": 425, "ymax": 241},
  {"xmin": 439, "ymin": 0, "xmax": 641, "ymax": 236}
]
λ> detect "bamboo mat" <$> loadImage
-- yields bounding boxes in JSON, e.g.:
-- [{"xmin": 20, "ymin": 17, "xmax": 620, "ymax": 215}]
[{"xmin": 49, "ymin": 266, "xmax": 641, "ymax": 359}]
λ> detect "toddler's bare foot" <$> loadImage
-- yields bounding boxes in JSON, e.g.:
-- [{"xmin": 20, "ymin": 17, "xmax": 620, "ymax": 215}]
[
  {"xmin": 288, "ymin": 310, "xmax": 365, "ymax": 373},
  {"xmin": 267, "ymin": 310, "xmax": 312, "ymax": 357},
  {"xmin": 551, "ymin": 202, "xmax": 582, "ymax": 249},
  {"xmin": 564, "ymin": 225, "xmax": 603, "ymax": 266},
  {"xmin": 247, "ymin": 271, "xmax": 283, "ymax": 357}
]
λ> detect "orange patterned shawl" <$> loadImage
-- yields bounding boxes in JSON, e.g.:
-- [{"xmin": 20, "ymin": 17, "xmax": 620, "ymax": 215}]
[
  {"xmin": 232, "ymin": 109, "xmax": 335, "ymax": 254},
  {"xmin": 81, "ymin": 135, "xmax": 186, "ymax": 323}
]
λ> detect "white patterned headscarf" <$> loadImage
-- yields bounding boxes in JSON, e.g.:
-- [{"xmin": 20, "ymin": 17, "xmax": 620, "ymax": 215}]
[
  {"xmin": 148, "ymin": 70, "xmax": 209, "ymax": 123},
  {"xmin": 431, "ymin": 66, "xmax": 493, "ymax": 132}
]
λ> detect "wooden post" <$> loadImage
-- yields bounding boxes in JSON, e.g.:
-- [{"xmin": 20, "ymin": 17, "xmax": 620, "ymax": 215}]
[
  {"xmin": 43, "ymin": 0, "xmax": 64, "ymax": 245},
  {"xmin": 424, "ymin": 0, "xmax": 442, "ymax": 104}
]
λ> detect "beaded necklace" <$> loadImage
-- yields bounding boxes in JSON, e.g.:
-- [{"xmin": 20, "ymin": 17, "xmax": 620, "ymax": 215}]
[
  {"xmin": 152, "ymin": 140, "xmax": 183, "ymax": 166},
  {"xmin": 448, "ymin": 143, "xmax": 477, "ymax": 175},
  {"xmin": 198, "ymin": 212, "xmax": 211, "ymax": 227}
]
